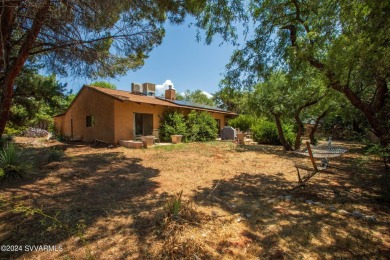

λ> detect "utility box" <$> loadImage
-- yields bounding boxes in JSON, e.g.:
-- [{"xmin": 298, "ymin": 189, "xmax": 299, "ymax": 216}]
[{"xmin": 221, "ymin": 126, "xmax": 237, "ymax": 140}]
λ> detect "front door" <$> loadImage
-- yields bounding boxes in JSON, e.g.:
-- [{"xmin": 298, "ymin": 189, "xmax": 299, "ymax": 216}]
[{"xmin": 135, "ymin": 113, "xmax": 153, "ymax": 136}]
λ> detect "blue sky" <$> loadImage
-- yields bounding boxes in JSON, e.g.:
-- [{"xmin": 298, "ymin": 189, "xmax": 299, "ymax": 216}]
[{"xmin": 60, "ymin": 19, "xmax": 237, "ymax": 97}]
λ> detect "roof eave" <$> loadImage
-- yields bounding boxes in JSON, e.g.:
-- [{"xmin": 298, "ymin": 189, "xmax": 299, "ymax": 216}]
[{"xmin": 155, "ymin": 97, "xmax": 237, "ymax": 115}]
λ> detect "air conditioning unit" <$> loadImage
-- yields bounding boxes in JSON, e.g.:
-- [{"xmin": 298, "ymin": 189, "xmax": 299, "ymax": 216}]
[
  {"xmin": 142, "ymin": 82, "xmax": 156, "ymax": 96},
  {"xmin": 131, "ymin": 83, "xmax": 143, "ymax": 94}
]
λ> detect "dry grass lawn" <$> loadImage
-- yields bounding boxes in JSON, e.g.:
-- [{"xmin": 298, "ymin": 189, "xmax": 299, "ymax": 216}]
[{"xmin": 1, "ymin": 138, "xmax": 389, "ymax": 259}]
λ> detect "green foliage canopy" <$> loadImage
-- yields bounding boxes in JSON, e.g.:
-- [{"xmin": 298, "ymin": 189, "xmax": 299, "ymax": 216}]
[
  {"xmin": 0, "ymin": 0, "xmax": 207, "ymax": 135},
  {"xmin": 159, "ymin": 111, "xmax": 187, "ymax": 142},
  {"xmin": 213, "ymin": 84, "xmax": 247, "ymax": 113},
  {"xmin": 8, "ymin": 72, "xmax": 71, "ymax": 133},
  {"xmin": 178, "ymin": 89, "xmax": 215, "ymax": 106},
  {"xmin": 195, "ymin": 0, "xmax": 390, "ymax": 148},
  {"xmin": 186, "ymin": 111, "xmax": 218, "ymax": 142},
  {"xmin": 90, "ymin": 81, "xmax": 117, "ymax": 90}
]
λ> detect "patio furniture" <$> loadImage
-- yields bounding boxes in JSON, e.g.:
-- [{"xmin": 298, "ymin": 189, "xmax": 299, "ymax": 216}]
[
  {"xmin": 152, "ymin": 129, "xmax": 160, "ymax": 144},
  {"xmin": 292, "ymin": 141, "xmax": 347, "ymax": 189},
  {"xmin": 132, "ymin": 129, "xmax": 142, "ymax": 141},
  {"xmin": 237, "ymin": 133, "xmax": 246, "ymax": 144}
]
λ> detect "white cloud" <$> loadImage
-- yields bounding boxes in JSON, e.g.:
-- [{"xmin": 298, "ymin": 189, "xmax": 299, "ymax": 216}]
[
  {"xmin": 201, "ymin": 90, "xmax": 213, "ymax": 99},
  {"xmin": 156, "ymin": 79, "xmax": 174, "ymax": 95},
  {"xmin": 154, "ymin": 80, "xmax": 213, "ymax": 100}
]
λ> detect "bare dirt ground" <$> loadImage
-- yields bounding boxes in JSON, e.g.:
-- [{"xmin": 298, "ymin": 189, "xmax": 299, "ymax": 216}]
[{"xmin": 1, "ymin": 138, "xmax": 389, "ymax": 259}]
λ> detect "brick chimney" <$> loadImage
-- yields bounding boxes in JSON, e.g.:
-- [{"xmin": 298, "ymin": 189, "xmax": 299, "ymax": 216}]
[{"xmin": 164, "ymin": 85, "xmax": 176, "ymax": 100}]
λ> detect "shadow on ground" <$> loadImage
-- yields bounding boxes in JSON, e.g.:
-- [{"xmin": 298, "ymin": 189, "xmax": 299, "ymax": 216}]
[
  {"xmin": 0, "ymin": 145, "xmax": 164, "ymax": 259},
  {"xmin": 192, "ymin": 171, "xmax": 390, "ymax": 258},
  {"xmin": 1, "ymin": 140, "xmax": 389, "ymax": 258}
]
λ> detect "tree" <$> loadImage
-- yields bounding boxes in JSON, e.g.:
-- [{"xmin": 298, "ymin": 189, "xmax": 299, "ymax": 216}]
[
  {"xmin": 8, "ymin": 71, "xmax": 70, "ymax": 132},
  {"xmin": 249, "ymin": 73, "xmax": 294, "ymax": 150},
  {"xmin": 195, "ymin": 0, "xmax": 390, "ymax": 151},
  {"xmin": 90, "ymin": 81, "xmax": 117, "ymax": 90},
  {"xmin": 249, "ymin": 71, "xmax": 326, "ymax": 151},
  {"xmin": 213, "ymin": 84, "xmax": 247, "ymax": 113},
  {"xmin": 0, "ymin": 0, "xmax": 205, "ymax": 135},
  {"xmin": 180, "ymin": 89, "xmax": 214, "ymax": 106}
]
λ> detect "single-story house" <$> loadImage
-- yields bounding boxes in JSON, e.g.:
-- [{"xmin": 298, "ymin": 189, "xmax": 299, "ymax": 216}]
[{"xmin": 54, "ymin": 83, "xmax": 237, "ymax": 143}]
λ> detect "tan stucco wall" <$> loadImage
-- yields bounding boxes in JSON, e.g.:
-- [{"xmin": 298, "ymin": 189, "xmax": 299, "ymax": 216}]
[
  {"xmin": 113, "ymin": 103, "xmax": 229, "ymax": 143},
  {"xmin": 114, "ymin": 101, "xmax": 167, "ymax": 142},
  {"xmin": 54, "ymin": 87, "xmax": 115, "ymax": 143}
]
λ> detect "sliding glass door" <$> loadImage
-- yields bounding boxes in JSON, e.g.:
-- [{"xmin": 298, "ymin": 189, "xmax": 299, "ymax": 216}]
[{"xmin": 134, "ymin": 113, "xmax": 153, "ymax": 136}]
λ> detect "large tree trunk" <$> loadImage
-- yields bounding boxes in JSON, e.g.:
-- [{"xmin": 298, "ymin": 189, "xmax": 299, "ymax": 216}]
[
  {"xmin": 309, "ymin": 109, "xmax": 329, "ymax": 144},
  {"xmin": 294, "ymin": 114, "xmax": 304, "ymax": 150},
  {"xmin": 293, "ymin": 99, "xmax": 323, "ymax": 150},
  {"xmin": 0, "ymin": 2, "xmax": 50, "ymax": 135},
  {"xmin": 272, "ymin": 112, "xmax": 293, "ymax": 151}
]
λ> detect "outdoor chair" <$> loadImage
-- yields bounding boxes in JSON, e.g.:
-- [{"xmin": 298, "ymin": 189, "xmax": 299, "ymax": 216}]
[
  {"xmin": 132, "ymin": 130, "xmax": 142, "ymax": 141},
  {"xmin": 152, "ymin": 129, "xmax": 160, "ymax": 144}
]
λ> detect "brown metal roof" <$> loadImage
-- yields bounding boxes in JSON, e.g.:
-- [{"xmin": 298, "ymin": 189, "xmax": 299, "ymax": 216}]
[
  {"xmin": 89, "ymin": 86, "xmax": 183, "ymax": 107},
  {"xmin": 54, "ymin": 85, "xmax": 237, "ymax": 116},
  {"xmin": 89, "ymin": 86, "xmax": 237, "ymax": 115}
]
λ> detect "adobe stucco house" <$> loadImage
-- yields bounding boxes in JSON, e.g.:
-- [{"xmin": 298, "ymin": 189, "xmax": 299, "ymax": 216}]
[{"xmin": 54, "ymin": 84, "xmax": 236, "ymax": 143}]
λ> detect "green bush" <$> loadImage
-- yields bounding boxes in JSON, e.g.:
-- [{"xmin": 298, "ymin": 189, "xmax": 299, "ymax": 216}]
[
  {"xmin": 228, "ymin": 115, "xmax": 260, "ymax": 132},
  {"xmin": 0, "ymin": 143, "xmax": 32, "ymax": 182},
  {"xmin": 186, "ymin": 111, "xmax": 218, "ymax": 142},
  {"xmin": 251, "ymin": 119, "xmax": 295, "ymax": 145},
  {"xmin": 4, "ymin": 125, "xmax": 25, "ymax": 136},
  {"xmin": 159, "ymin": 111, "xmax": 187, "ymax": 142},
  {"xmin": 282, "ymin": 123, "xmax": 296, "ymax": 146},
  {"xmin": 251, "ymin": 120, "xmax": 279, "ymax": 144}
]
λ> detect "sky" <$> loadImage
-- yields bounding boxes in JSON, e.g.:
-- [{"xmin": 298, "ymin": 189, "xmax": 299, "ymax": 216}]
[{"xmin": 60, "ymin": 19, "xmax": 237, "ymax": 97}]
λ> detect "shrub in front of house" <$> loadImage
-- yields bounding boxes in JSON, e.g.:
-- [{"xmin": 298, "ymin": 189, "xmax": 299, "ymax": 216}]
[
  {"xmin": 186, "ymin": 111, "xmax": 218, "ymax": 142},
  {"xmin": 228, "ymin": 114, "xmax": 260, "ymax": 132},
  {"xmin": 159, "ymin": 111, "xmax": 187, "ymax": 142}
]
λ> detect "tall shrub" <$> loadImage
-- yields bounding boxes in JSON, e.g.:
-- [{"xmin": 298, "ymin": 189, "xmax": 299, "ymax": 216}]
[
  {"xmin": 251, "ymin": 119, "xmax": 295, "ymax": 145},
  {"xmin": 186, "ymin": 111, "xmax": 218, "ymax": 142},
  {"xmin": 228, "ymin": 114, "xmax": 260, "ymax": 132},
  {"xmin": 159, "ymin": 111, "xmax": 187, "ymax": 142}
]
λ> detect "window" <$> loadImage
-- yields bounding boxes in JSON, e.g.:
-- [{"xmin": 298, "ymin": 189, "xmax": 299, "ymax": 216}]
[{"xmin": 86, "ymin": 115, "xmax": 95, "ymax": 127}]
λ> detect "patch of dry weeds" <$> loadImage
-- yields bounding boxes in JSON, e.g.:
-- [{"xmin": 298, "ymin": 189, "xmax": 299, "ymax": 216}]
[{"xmin": 0, "ymin": 138, "xmax": 389, "ymax": 259}]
